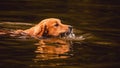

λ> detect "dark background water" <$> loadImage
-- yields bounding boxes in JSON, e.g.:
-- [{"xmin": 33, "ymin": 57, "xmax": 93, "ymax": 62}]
[{"xmin": 0, "ymin": 0, "xmax": 120, "ymax": 68}]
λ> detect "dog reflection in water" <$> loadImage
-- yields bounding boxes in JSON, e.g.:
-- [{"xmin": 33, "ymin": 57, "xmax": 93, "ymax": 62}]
[{"xmin": 34, "ymin": 38, "xmax": 72, "ymax": 61}]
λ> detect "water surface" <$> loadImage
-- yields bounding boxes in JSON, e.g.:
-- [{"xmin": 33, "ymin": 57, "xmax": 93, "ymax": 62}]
[{"xmin": 0, "ymin": 0, "xmax": 120, "ymax": 68}]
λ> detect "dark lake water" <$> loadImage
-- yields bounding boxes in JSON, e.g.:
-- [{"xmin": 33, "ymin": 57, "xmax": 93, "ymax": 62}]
[{"xmin": 0, "ymin": 0, "xmax": 120, "ymax": 68}]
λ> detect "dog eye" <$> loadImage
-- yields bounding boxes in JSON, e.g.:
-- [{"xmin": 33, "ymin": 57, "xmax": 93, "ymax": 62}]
[{"xmin": 54, "ymin": 23, "xmax": 59, "ymax": 27}]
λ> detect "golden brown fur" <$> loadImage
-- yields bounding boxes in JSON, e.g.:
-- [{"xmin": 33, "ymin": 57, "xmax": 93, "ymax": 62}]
[{"xmin": 14, "ymin": 18, "xmax": 70, "ymax": 38}]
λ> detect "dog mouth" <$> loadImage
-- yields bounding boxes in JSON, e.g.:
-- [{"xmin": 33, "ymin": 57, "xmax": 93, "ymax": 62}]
[{"xmin": 60, "ymin": 27, "xmax": 75, "ymax": 38}]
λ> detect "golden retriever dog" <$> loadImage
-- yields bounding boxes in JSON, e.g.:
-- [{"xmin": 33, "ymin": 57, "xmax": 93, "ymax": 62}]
[{"xmin": 14, "ymin": 18, "xmax": 73, "ymax": 39}]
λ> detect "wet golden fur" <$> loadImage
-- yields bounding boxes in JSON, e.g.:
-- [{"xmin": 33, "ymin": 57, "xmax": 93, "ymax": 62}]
[{"xmin": 14, "ymin": 18, "xmax": 70, "ymax": 38}]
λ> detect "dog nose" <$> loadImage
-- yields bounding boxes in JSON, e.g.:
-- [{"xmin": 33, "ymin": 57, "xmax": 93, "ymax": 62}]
[{"xmin": 68, "ymin": 25, "xmax": 73, "ymax": 30}]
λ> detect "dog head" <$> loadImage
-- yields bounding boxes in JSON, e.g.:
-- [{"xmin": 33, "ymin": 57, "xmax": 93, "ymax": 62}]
[{"xmin": 24, "ymin": 18, "xmax": 73, "ymax": 38}]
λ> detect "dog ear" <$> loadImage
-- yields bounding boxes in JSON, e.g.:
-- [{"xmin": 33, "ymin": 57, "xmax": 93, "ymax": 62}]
[
  {"xmin": 34, "ymin": 20, "xmax": 48, "ymax": 38},
  {"xmin": 23, "ymin": 19, "xmax": 49, "ymax": 38}
]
